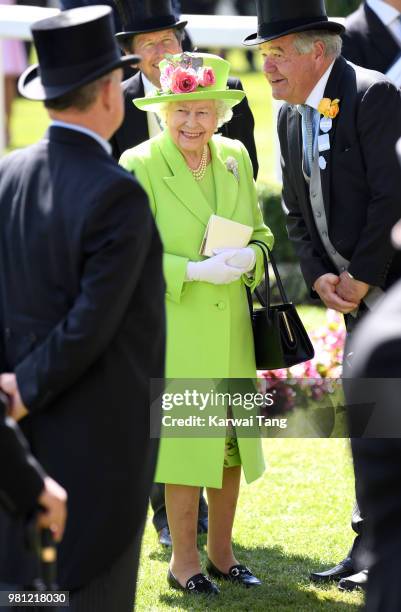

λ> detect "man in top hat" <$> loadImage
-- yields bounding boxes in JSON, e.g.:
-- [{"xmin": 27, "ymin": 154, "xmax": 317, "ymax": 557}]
[
  {"xmin": 0, "ymin": 393, "xmax": 67, "ymax": 538},
  {"xmin": 111, "ymin": 0, "xmax": 259, "ymax": 180},
  {"xmin": 341, "ymin": 1, "xmax": 401, "ymax": 76},
  {"xmin": 344, "ymin": 139, "xmax": 401, "ymax": 610},
  {"xmin": 0, "ymin": 6, "xmax": 165, "ymax": 611},
  {"xmin": 244, "ymin": 0, "xmax": 401, "ymax": 592}
]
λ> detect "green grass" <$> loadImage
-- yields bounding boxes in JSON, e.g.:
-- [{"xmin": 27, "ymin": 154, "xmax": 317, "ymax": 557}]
[{"xmin": 136, "ymin": 439, "xmax": 363, "ymax": 611}]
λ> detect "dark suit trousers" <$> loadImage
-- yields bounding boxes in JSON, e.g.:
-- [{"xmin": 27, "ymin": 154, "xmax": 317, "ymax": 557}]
[
  {"xmin": 344, "ymin": 307, "xmax": 370, "ymax": 569},
  {"xmin": 150, "ymin": 483, "xmax": 208, "ymax": 531}
]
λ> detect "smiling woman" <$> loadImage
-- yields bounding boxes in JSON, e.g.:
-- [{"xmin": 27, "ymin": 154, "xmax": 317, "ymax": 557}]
[{"xmin": 120, "ymin": 51, "xmax": 274, "ymax": 597}]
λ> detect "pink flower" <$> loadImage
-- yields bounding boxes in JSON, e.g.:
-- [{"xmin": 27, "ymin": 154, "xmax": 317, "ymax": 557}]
[
  {"xmin": 160, "ymin": 63, "xmax": 176, "ymax": 92},
  {"xmin": 198, "ymin": 67, "xmax": 216, "ymax": 87},
  {"xmin": 170, "ymin": 67, "xmax": 198, "ymax": 94}
]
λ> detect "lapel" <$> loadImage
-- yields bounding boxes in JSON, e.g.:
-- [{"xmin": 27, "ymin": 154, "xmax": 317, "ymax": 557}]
[
  {"xmin": 123, "ymin": 73, "xmax": 149, "ymax": 145},
  {"xmin": 158, "ymin": 131, "xmax": 214, "ymax": 226},
  {"xmin": 287, "ymin": 105, "xmax": 307, "ymax": 198},
  {"xmin": 364, "ymin": 3, "xmax": 401, "ymax": 68},
  {"xmin": 318, "ymin": 56, "xmax": 347, "ymax": 215},
  {"xmin": 209, "ymin": 137, "xmax": 239, "ymax": 219}
]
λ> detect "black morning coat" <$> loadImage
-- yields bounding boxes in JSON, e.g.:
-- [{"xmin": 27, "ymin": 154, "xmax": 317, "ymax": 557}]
[
  {"xmin": 0, "ymin": 126, "xmax": 166, "ymax": 589},
  {"xmin": 111, "ymin": 71, "xmax": 260, "ymax": 179},
  {"xmin": 342, "ymin": 2, "xmax": 401, "ymax": 74},
  {"xmin": 278, "ymin": 55, "xmax": 401, "ymax": 295}
]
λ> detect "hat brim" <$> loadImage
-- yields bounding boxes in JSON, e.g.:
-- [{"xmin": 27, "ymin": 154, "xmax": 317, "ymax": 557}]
[
  {"xmin": 18, "ymin": 53, "xmax": 140, "ymax": 101},
  {"xmin": 115, "ymin": 20, "xmax": 187, "ymax": 41},
  {"xmin": 134, "ymin": 88, "xmax": 245, "ymax": 112},
  {"xmin": 243, "ymin": 19, "xmax": 344, "ymax": 46}
]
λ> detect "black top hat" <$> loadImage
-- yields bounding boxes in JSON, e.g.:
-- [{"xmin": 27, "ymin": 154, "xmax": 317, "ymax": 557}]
[
  {"xmin": 243, "ymin": 0, "xmax": 344, "ymax": 46},
  {"xmin": 18, "ymin": 6, "xmax": 140, "ymax": 101},
  {"xmin": 115, "ymin": 0, "xmax": 187, "ymax": 41}
]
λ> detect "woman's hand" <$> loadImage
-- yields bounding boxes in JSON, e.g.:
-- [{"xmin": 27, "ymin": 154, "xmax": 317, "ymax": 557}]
[
  {"xmin": 186, "ymin": 252, "xmax": 246, "ymax": 285},
  {"xmin": 214, "ymin": 248, "xmax": 256, "ymax": 272}
]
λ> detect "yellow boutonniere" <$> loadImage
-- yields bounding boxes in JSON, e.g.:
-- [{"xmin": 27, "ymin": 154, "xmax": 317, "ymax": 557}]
[{"xmin": 318, "ymin": 97, "xmax": 340, "ymax": 119}]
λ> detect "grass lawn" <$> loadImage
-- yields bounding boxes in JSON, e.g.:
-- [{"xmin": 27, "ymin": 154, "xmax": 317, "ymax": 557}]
[
  {"xmin": 137, "ymin": 439, "xmax": 362, "ymax": 611},
  {"xmin": 6, "ymin": 59, "xmax": 360, "ymax": 611}
]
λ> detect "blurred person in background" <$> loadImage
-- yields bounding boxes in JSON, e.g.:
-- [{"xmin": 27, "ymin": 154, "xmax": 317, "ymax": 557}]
[
  {"xmin": 342, "ymin": 0, "xmax": 401, "ymax": 74},
  {"xmin": 0, "ymin": 0, "xmax": 27, "ymax": 146}
]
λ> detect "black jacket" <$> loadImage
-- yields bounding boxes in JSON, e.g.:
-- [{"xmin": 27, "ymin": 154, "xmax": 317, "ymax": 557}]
[
  {"xmin": 111, "ymin": 71, "xmax": 259, "ymax": 179},
  {"xmin": 342, "ymin": 2, "xmax": 401, "ymax": 74},
  {"xmin": 0, "ymin": 126, "xmax": 165, "ymax": 589},
  {"xmin": 278, "ymin": 56, "xmax": 401, "ymax": 293}
]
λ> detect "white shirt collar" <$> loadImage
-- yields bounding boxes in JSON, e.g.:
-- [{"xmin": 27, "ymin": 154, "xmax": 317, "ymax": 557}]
[
  {"xmin": 300, "ymin": 61, "xmax": 335, "ymax": 112},
  {"xmin": 141, "ymin": 72, "xmax": 158, "ymax": 96},
  {"xmin": 367, "ymin": 0, "xmax": 400, "ymax": 27},
  {"xmin": 50, "ymin": 120, "xmax": 112, "ymax": 155}
]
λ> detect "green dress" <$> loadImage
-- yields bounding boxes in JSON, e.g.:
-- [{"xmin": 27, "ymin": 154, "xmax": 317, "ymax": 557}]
[{"xmin": 120, "ymin": 130, "xmax": 274, "ymax": 487}]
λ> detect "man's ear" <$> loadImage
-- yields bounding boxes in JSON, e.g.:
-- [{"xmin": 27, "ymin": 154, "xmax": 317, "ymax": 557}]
[
  {"xmin": 313, "ymin": 40, "xmax": 326, "ymax": 63},
  {"xmin": 100, "ymin": 77, "xmax": 113, "ymax": 111}
]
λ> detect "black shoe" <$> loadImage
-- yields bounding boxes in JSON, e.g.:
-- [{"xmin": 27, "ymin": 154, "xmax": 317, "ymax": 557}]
[
  {"xmin": 167, "ymin": 569, "xmax": 219, "ymax": 595},
  {"xmin": 338, "ymin": 569, "xmax": 368, "ymax": 592},
  {"xmin": 310, "ymin": 557, "xmax": 355, "ymax": 583},
  {"xmin": 197, "ymin": 517, "xmax": 208, "ymax": 534},
  {"xmin": 158, "ymin": 526, "xmax": 172, "ymax": 547},
  {"xmin": 206, "ymin": 559, "xmax": 262, "ymax": 587}
]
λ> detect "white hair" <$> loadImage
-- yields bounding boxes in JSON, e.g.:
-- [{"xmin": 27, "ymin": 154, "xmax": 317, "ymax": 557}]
[
  {"xmin": 155, "ymin": 99, "xmax": 233, "ymax": 129},
  {"xmin": 293, "ymin": 30, "xmax": 342, "ymax": 58}
]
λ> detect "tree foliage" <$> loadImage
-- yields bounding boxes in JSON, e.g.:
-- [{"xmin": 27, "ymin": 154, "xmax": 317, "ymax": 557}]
[{"xmin": 326, "ymin": 0, "xmax": 360, "ymax": 17}]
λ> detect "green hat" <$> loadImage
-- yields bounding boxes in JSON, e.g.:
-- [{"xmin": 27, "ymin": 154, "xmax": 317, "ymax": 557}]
[{"xmin": 133, "ymin": 52, "xmax": 245, "ymax": 112}]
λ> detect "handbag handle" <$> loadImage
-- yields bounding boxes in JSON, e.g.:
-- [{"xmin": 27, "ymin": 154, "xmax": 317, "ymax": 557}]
[{"xmin": 250, "ymin": 240, "xmax": 289, "ymax": 307}]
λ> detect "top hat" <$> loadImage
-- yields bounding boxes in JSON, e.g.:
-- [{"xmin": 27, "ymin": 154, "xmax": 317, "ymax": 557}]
[
  {"xmin": 115, "ymin": 0, "xmax": 187, "ymax": 42},
  {"xmin": 133, "ymin": 52, "xmax": 245, "ymax": 112},
  {"xmin": 18, "ymin": 6, "xmax": 140, "ymax": 101},
  {"xmin": 243, "ymin": 0, "xmax": 344, "ymax": 46}
]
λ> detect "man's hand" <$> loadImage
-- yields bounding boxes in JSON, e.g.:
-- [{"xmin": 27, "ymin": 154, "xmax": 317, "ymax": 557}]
[
  {"xmin": 336, "ymin": 271, "xmax": 370, "ymax": 304},
  {"xmin": 37, "ymin": 477, "xmax": 68, "ymax": 543},
  {"xmin": 313, "ymin": 273, "xmax": 359, "ymax": 314},
  {"xmin": 0, "ymin": 373, "xmax": 28, "ymax": 421}
]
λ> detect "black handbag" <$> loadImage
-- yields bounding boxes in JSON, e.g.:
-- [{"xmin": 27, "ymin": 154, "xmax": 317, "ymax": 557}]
[{"xmin": 247, "ymin": 240, "xmax": 314, "ymax": 370}]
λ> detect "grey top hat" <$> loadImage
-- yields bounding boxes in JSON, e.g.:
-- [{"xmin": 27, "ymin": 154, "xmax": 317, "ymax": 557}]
[
  {"xmin": 18, "ymin": 5, "xmax": 140, "ymax": 101},
  {"xmin": 243, "ymin": 0, "xmax": 344, "ymax": 46},
  {"xmin": 114, "ymin": 0, "xmax": 187, "ymax": 41}
]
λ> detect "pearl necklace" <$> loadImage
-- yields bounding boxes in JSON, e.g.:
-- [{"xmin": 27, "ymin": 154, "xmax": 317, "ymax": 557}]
[{"xmin": 190, "ymin": 146, "xmax": 208, "ymax": 181}]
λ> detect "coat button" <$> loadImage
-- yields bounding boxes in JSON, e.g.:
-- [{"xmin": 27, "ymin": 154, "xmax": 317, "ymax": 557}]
[
  {"xmin": 30, "ymin": 332, "xmax": 37, "ymax": 342},
  {"xmin": 315, "ymin": 210, "xmax": 322, "ymax": 217},
  {"xmin": 4, "ymin": 327, "xmax": 10, "ymax": 339},
  {"xmin": 216, "ymin": 301, "xmax": 226, "ymax": 310}
]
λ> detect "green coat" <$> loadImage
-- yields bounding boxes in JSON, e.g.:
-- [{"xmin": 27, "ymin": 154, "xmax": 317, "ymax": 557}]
[{"xmin": 120, "ymin": 130, "xmax": 274, "ymax": 487}]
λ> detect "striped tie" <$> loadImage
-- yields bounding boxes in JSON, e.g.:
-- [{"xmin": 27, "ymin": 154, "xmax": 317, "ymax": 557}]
[{"xmin": 299, "ymin": 104, "xmax": 316, "ymax": 176}]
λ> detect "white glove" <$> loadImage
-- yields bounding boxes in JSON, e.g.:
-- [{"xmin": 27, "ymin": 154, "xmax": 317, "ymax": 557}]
[
  {"xmin": 214, "ymin": 247, "xmax": 256, "ymax": 273},
  {"xmin": 186, "ymin": 251, "xmax": 244, "ymax": 285}
]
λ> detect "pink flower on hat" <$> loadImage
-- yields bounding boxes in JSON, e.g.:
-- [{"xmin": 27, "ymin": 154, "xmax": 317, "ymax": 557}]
[
  {"xmin": 170, "ymin": 67, "xmax": 198, "ymax": 94},
  {"xmin": 160, "ymin": 63, "xmax": 176, "ymax": 92},
  {"xmin": 198, "ymin": 67, "xmax": 216, "ymax": 87}
]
